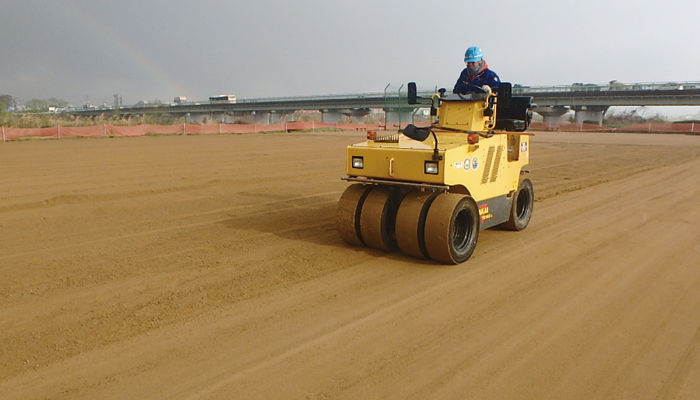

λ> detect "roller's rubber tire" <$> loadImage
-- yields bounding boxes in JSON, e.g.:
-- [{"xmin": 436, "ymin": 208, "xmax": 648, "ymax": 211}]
[
  {"xmin": 501, "ymin": 178, "xmax": 534, "ymax": 231},
  {"xmin": 359, "ymin": 186, "xmax": 398, "ymax": 252},
  {"xmin": 336, "ymin": 184, "xmax": 372, "ymax": 246},
  {"xmin": 395, "ymin": 190, "xmax": 439, "ymax": 259},
  {"xmin": 424, "ymin": 194, "xmax": 480, "ymax": 264}
]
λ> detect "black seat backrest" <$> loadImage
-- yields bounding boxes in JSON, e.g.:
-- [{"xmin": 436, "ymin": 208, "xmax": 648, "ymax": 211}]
[
  {"xmin": 495, "ymin": 82, "xmax": 534, "ymax": 131},
  {"xmin": 497, "ymin": 82, "xmax": 513, "ymax": 109}
]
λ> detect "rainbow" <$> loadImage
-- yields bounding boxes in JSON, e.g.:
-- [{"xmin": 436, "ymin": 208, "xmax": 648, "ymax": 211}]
[{"xmin": 59, "ymin": 0, "xmax": 190, "ymax": 99}]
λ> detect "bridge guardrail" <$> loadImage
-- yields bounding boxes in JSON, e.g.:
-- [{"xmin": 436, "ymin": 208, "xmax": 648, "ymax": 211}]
[{"xmin": 68, "ymin": 81, "xmax": 700, "ymax": 116}]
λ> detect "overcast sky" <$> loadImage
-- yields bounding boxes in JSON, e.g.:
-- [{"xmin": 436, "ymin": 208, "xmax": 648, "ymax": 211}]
[{"xmin": 2, "ymin": 0, "xmax": 700, "ymax": 114}]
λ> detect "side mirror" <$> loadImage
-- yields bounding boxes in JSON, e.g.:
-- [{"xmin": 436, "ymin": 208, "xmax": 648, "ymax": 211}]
[
  {"xmin": 403, "ymin": 124, "xmax": 431, "ymax": 141},
  {"xmin": 407, "ymin": 82, "xmax": 418, "ymax": 104}
]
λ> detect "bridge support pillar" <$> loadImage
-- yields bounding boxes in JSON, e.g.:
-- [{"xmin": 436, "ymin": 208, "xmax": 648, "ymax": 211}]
[
  {"xmin": 384, "ymin": 108, "xmax": 414, "ymax": 128},
  {"xmin": 341, "ymin": 108, "xmax": 371, "ymax": 121},
  {"xmin": 534, "ymin": 106, "xmax": 569, "ymax": 123},
  {"xmin": 251, "ymin": 111, "xmax": 270, "ymax": 124},
  {"xmin": 221, "ymin": 113, "xmax": 242, "ymax": 124},
  {"xmin": 251, "ymin": 111, "xmax": 293, "ymax": 124},
  {"xmin": 321, "ymin": 110, "xmax": 344, "ymax": 123},
  {"xmin": 571, "ymin": 105, "xmax": 609, "ymax": 125},
  {"xmin": 211, "ymin": 112, "xmax": 231, "ymax": 123},
  {"xmin": 184, "ymin": 113, "xmax": 209, "ymax": 123},
  {"xmin": 321, "ymin": 108, "xmax": 371, "ymax": 123}
]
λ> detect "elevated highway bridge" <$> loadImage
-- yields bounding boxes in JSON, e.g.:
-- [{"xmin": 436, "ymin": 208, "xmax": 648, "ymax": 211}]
[
  {"xmin": 73, "ymin": 81, "xmax": 700, "ymax": 125},
  {"xmin": 517, "ymin": 82, "xmax": 700, "ymax": 123}
]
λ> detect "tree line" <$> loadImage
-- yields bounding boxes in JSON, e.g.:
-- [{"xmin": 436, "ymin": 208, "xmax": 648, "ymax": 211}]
[{"xmin": 1, "ymin": 94, "xmax": 71, "ymax": 112}]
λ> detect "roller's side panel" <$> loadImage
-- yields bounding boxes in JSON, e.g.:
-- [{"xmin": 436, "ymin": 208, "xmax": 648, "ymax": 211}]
[
  {"xmin": 441, "ymin": 134, "xmax": 529, "ymax": 203},
  {"xmin": 476, "ymin": 195, "xmax": 512, "ymax": 230}
]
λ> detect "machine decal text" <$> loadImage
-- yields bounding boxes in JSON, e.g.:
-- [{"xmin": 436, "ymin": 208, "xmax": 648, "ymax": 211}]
[{"xmin": 479, "ymin": 204, "xmax": 493, "ymax": 223}]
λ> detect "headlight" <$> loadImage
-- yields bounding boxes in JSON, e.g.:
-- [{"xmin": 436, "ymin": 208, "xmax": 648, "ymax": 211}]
[
  {"xmin": 352, "ymin": 156, "xmax": 364, "ymax": 169},
  {"xmin": 424, "ymin": 161, "xmax": 439, "ymax": 175}
]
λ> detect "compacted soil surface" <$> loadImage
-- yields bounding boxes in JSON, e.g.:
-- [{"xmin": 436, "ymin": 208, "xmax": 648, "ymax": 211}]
[{"xmin": 1, "ymin": 130, "xmax": 700, "ymax": 399}]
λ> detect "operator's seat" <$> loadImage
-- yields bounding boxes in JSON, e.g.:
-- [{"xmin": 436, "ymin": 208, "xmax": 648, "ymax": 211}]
[{"xmin": 495, "ymin": 82, "xmax": 535, "ymax": 132}]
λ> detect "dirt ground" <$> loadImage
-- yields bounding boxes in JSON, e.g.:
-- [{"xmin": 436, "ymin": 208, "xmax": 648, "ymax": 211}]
[{"xmin": 1, "ymin": 130, "xmax": 700, "ymax": 400}]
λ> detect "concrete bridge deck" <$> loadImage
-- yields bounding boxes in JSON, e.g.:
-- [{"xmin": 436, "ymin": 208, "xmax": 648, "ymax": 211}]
[{"xmin": 72, "ymin": 81, "xmax": 700, "ymax": 124}]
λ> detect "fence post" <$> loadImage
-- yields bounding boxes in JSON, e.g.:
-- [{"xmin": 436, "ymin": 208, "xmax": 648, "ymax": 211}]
[
  {"xmin": 312, "ymin": 121, "xmax": 315, "ymax": 133},
  {"xmin": 58, "ymin": 125, "xmax": 61, "ymax": 138},
  {"xmin": 2, "ymin": 126, "xmax": 5, "ymax": 142},
  {"xmin": 285, "ymin": 122, "xmax": 288, "ymax": 133},
  {"xmin": 692, "ymin": 122, "xmax": 695, "ymax": 132}
]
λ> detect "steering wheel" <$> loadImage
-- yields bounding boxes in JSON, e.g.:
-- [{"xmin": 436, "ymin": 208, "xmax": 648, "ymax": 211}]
[{"xmin": 456, "ymin": 83, "xmax": 487, "ymax": 94}]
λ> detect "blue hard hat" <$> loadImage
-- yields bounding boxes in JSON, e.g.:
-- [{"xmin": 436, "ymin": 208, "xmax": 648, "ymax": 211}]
[{"xmin": 464, "ymin": 46, "xmax": 483, "ymax": 63}]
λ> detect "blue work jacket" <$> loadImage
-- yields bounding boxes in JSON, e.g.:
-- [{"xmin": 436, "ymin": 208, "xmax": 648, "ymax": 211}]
[{"xmin": 453, "ymin": 68, "xmax": 500, "ymax": 94}]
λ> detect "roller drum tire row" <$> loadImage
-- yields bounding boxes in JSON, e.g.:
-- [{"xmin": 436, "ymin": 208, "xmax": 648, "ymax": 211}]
[
  {"xmin": 336, "ymin": 184, "xmax": 483, "ymax": 264},
  {"xmin": 336, "ymin": 184, "xmax": 370, "ymax": 247},
  {"xmin": 395, "ymin": 191, "xmax": 438, "ymax": 259},
  {"xmin": 359, "ymin": 186, "xmax": 399, "ymax": 252},
  {"xmin": 336, "ymin": 185, "xmax": 401, "ymax": 252}
]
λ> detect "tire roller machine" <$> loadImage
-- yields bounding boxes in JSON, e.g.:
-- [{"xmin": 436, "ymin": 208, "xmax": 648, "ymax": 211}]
[{"xmin": 336, "ymin": 82, "xmax": 535, "ymax": 264}]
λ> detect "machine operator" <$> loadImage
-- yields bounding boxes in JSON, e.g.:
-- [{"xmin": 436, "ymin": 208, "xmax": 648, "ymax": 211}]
[{"xmin": 453, "ymin": 46, "xmax": 500, "ymax": 94}]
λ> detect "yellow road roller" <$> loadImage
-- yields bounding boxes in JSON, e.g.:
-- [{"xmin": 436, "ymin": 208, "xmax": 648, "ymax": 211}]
[{"xmin": 336, "ymin": 82, "xmax": 535, "ymax": 264}]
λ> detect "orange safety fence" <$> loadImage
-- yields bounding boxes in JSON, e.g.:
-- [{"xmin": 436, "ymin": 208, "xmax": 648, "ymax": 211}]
[
  {"xmin": 5, "ymin": 121, "xmax": 700, "ymax": 141},
  {"xmin": 529, "ymin": 122, "xmax": 614, "ymax": 132},
  {"xmin": 62, "ymin": 125, "xmax": 110, "ymax": 137},
  {"xmin": 1, "ymin": 122, "xmax": 416, "ymax": 141},
  {"xmin": 529, "ymin": 121, "xmax": 700, "ymax": 134},
  {"xmin": 3, "ymin": 126, "xmax": 60, "ymax": 140},
  {"xmin": 615, "ymin": 122, "xmax": 700, "ymax": 133}
]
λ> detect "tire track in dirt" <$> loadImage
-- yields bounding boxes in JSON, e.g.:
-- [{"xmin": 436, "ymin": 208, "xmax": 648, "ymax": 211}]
[
  {"xmin": 6, "ymin": 156, "xmax": 698, "ymax": 400},
  {"xmin": 656, "ymin": 324, "xmax": 700, "ymax": 399},
  {"xmin": 0, "ymin": 192, "xmax": 340, "ymax": 262},
  {"xmin": 2, "ymin": 132, "xmax": 700, "ymax": 399}
]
